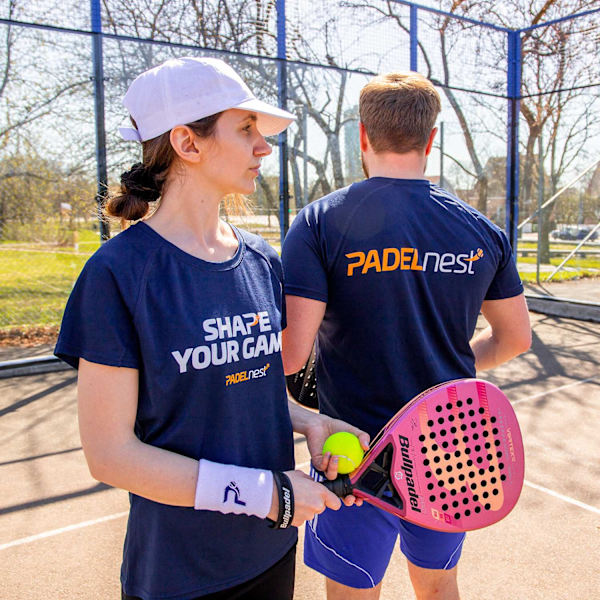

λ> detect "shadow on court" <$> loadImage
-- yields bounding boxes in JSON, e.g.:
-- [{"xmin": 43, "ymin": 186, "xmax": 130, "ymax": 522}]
[{"xmin": 1, "ymin": 312, "xmax": 599, "ymax": 599}]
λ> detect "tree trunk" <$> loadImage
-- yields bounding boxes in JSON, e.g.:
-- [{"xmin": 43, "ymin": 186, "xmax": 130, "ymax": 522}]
[{"xmin": 329, "ymin": 133, "xmax": 345, "ymax": 189}]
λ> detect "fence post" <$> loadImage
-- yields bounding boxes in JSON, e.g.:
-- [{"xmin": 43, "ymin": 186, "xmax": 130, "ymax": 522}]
[
  {"xmin": 505, "ymin": 29, "xmax": 521, "ymax": 251},
  {"xmin": 276, "ymin": 0, "xmax": 290, "ymax": 244},
  {"xmin": 410, "ymin": 5, "xmax": 418, "ymax": 71},
  {"xmin": 90, "ymin": 0, "xmax": 110, "ymax": 242}
]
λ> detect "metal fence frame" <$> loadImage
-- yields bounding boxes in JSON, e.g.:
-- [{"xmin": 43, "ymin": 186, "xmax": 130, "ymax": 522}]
[
  {"xmin": 1, "ymin": 0, "xmax": 599, "ymax": 357},
  {"xmin": 3, "ymin": 1, "xmax": 599, "ymax": 246}
]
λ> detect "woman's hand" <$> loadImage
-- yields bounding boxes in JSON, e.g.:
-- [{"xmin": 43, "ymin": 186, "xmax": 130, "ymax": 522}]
[{"xmin": 267, "ymin": 469, "xmax": 343, "ymax": 526}]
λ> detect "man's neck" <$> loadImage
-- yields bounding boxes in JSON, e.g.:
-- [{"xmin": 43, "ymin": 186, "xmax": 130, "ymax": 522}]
[{"xmin": 365, "ymin": 151, "xmax": 427, "ymax": 180}]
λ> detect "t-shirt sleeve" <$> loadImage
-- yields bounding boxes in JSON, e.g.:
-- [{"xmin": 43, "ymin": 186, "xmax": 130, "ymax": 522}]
[
  {"xmin": 485, "ymin": 229, "xmax": 524, "ymax": 301},
  {"xmin": 54, "ymin": 256, "xmax": 141, "ymax": 370},
  {"xmin": 281, "ymin": 209, "xmax": 328, "ymax": 303},
  {"xmin": 260, "ymin": 240, "xmax": 287, "ymax": 330}
]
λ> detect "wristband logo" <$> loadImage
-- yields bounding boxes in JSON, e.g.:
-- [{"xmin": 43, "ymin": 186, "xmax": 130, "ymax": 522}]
[
  {"xmin": 280, "ymin": 485, "xmax": 292, "ymax": 528},
  {"xmin": 223, "ymin": 481, "xmax": 246, "ymax": 506},
  {"xmin": 345, "ymin": 247, "xmax": 484, "ymax": 277},
  {"xmin": 225, "ymin": 363, "xmax": 271, "ymax": 387}
]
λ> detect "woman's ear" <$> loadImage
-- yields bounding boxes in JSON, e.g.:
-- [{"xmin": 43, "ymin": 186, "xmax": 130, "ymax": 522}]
[{"xmin": 170, "ymin": 125, "xmax": 203, "ymax": 163}]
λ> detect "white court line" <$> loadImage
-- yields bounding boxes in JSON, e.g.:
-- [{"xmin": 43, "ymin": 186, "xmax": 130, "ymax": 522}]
[
  {"xmin": 513, "ymin": 376, "xmax": 597, "ymax": 405},
  {"xmin": 524, "ymin": 480, "xmax": 600, "ymax": 515},
  {"xmin": 3, "ymin": 463, "xmax": 597, "ymax": 551},
  {"xmin": 3, "ymin": 464, "xmax": 317, "ymax": 551},
  {"xmin": 301, "ymin": 462, "xmax": 600, "ymax": 515},
  {"xmin": 0, "ymin": 511, "xmax": 128, "ymax": 551}
]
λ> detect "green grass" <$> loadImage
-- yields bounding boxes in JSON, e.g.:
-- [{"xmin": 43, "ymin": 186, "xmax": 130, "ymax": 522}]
[
  {"xmin": 518, "ymin": 255, "xmax": 600, "ymax": 269},
  {"xmin": 518, "ymin": 269, "xmax": 599, "ymax": 283},
  {"xmin": 0, "ymin": 249, "xmax": 91, "ymax": 329},
  {"xmin": 0, "ymin": 229, "xmax": 597, "ymax": 332}
]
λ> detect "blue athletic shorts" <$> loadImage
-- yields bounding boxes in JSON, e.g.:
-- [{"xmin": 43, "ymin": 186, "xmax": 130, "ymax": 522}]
[{"xmin": 304, "ymin": 499, "xmax": 466, "ymax": 589}]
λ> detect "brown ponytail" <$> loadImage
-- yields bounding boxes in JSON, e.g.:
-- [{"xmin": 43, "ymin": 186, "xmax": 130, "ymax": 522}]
[{"xmin": 106, "ymin": 112, "xmax": 222, "ymax": 221}]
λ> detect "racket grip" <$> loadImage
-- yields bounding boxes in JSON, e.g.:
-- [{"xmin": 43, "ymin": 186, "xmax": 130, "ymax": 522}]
[{"xmin": 322, "ymin": 475, "xmax": 353, "ymax": 497}]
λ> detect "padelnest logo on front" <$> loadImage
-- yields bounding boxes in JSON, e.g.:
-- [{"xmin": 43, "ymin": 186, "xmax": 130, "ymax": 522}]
[
  {"xmin": 225, "ymin": 363, "xmax": 271, "ymax": 387},
  {"xmin": 345, "ymin": 247, "xmax": 484, "ymax": 276}
]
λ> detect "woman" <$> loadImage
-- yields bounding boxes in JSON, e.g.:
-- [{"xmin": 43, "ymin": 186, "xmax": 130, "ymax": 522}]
[{"xmin": 55, "ymin": 57, "xmax": 368, "ymax": 600}]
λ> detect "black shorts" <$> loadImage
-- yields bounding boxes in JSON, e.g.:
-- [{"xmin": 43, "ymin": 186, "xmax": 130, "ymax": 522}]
[{"xmin": 122, "ymin": 543, "xmax": 296, "ymax": 600}]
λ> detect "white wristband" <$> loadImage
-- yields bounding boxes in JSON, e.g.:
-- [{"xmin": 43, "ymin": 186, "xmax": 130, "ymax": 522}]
[{"xmin": 194, "ymin": 459, "xmax": 274, "ymax": 519}]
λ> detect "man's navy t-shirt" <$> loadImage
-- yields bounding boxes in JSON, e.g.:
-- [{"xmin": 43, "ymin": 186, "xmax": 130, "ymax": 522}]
[
  {"xmin": 55, "ymin": 222, "xmax": 296, "ymax": 599},
  {"xmin": 282, "ymin": 178, "xmax": 523, "ymax": 438}
]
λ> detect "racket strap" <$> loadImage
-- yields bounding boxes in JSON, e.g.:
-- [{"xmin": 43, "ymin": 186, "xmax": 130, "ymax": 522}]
[
  {"xmin": 269, "ymin": 471, "xmax": 295, "ymax": 529},
  {"xmin": 194, "ymin": 459, "xmax": 273, "ymax": 519}
]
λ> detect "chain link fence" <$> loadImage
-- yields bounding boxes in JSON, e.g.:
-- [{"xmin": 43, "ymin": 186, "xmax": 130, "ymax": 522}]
[{"xmin": 1, "ymin": 0, "xmax": 599, "ymax": 343}]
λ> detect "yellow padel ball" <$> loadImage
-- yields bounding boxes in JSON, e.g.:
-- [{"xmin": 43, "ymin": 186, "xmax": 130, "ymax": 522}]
[{"xmin": 322, "ymin": 432, "xmax": 364, "ymax": 474}]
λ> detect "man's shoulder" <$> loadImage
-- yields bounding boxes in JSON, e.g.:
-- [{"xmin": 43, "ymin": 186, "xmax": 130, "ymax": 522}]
[
  {"xmin": 304, "ymin": 184, "xmax": 354, "ymax": 213},
  {"xmin": 430, "ymin": 185, "xmax": 505, "ymax": 233}
]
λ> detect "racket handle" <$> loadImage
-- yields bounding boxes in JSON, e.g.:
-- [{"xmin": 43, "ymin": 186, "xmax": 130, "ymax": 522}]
[{"xmin": 322, "ymin": 475, "xmax": 353, "ymax": 497}]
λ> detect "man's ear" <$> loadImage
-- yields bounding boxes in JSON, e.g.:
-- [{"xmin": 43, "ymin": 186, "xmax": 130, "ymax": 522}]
[
  {"xmin": 359, "ymin": 121, "xmax": 370, "ymax": 153},
  {"xmin": 424, "ymin": 127, "xmax": 438, "ymax": 157},
  {"xmin": 170, "ymin": 125, "xmax": 202, "ymax": 163}
]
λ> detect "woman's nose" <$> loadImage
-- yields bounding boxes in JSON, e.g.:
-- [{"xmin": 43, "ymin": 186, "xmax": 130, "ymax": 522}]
[{"xmin": 255, "ymin": 134, "xmax": 272, "ymax": 157}]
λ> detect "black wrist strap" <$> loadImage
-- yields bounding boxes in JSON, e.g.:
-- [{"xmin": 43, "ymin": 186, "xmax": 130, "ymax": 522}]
[{"xmin": 269, "ymin": 471, "xmax": 294, "ymax": 529}]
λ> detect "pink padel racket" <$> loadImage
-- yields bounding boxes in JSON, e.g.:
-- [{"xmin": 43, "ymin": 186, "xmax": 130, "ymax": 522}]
[{"xmin": 324, "ymin": 379, "xmax": 524, "ymax": 532}]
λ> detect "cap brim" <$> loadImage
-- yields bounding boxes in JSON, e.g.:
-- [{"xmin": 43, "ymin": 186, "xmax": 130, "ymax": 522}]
[{"xmin": 234, "ymin": 99, "xmax": 296, "ymax": 136}]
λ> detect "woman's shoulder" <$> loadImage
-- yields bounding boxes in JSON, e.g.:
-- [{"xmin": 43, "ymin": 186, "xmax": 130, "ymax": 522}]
[
  {"xmin": 79, "ymin": 222, "xmax": 159, "ymax": 295},
  {"xmin": 236, "ymin": 227, "xmax": 283, "ymax": 281},
  {"xmin": 237, "ymin": 227, "xmax": 280, "ymax": 262},
  {"xmin": 86, "ymin": 222, "xmax": 155, "ymax": 268}
]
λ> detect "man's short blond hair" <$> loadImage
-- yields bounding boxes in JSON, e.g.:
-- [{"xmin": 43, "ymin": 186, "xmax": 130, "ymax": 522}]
[{"xmin": 359, "ymin": 71, "xmax": 441, "ymax": 154}]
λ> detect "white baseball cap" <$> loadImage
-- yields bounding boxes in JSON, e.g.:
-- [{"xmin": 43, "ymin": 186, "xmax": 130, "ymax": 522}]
[{"xmin": 119, "ymin": 56, "xmax": 296, "ymax": 142}]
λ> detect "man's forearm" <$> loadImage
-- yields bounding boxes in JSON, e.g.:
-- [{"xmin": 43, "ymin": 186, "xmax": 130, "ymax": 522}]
[
  {"xmin": 471, "ymin": 325, "xmax": 528, "ymax": 372},
  {"xmin": 288, "ymin": 398, "xmax": 321, "ymax": 435}
]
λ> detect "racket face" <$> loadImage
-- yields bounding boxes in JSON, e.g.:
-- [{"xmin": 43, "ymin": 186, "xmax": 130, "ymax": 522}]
[{"xmin": 350, "ymin": 379, "xmax": 524, "ymax": 532}]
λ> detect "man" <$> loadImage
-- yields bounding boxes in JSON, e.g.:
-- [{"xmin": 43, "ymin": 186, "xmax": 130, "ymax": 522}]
[{"xmin": 281, "ymin": 72, "xmax": 531, "ymax": 600}]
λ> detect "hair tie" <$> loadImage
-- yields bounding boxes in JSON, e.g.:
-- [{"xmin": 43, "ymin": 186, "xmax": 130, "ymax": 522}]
[{"xmin": 120, "ymin": 162, "xmax": 161, "ymax": 202}]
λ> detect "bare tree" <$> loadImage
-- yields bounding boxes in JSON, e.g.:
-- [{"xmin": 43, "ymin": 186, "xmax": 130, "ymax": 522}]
[
  {"xmin": 343, "ymin": 0, "xmax": 600, "ymax": 236},
  {"xmin": 0, "ymin": 0, "xmax": 96, "ymax": 236}
]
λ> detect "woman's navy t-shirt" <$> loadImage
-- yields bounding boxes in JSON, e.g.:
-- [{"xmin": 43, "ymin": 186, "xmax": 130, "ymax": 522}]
[{"xmin": 55, "ymin": 221, "xmax": 296, "ymax": 599}]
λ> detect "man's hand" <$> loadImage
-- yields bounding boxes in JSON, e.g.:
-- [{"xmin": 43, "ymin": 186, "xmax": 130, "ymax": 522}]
[
  {"xmin": 288, "ymin": 399, "xmax": 370, "ymax": 507},
  {"xmin": 304, "ymin": 414, "xmax": 370, "ymax": 506}
]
